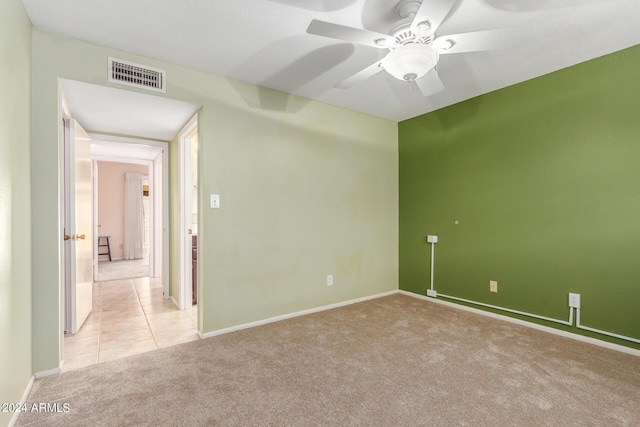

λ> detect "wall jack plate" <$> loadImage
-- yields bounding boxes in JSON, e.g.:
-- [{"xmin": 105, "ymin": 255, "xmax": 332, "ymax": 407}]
[
  {"xmin": 326, "ymin": 274, "xmax": 333, "ymax": 287},
  {"xmin": 489, "ymin": 280, "xmax": 498, "ymax": 293},
  {"xmin": 568, "ymin": 293, "xmax": 581, "ymax": 308},
  {"xmin": 427, "ymin": 289, "xmax": 437, "ymax": 298},
  {"xmin": 427, "ymin": 235, "xmax": 438, "ymax": 243}
]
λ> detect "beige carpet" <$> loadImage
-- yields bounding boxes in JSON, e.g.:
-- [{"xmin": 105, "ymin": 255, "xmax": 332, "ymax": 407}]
[{"xmin": 17, "ymin": 294, "xmax": 640, "ymax": 426}]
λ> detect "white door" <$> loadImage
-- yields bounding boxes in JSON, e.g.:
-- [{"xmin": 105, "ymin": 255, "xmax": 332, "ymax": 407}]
[
  {"xmin": 179, "ymin": 116, "xmax": 198, "ymax": 309},
  {"xmin": 64, "ymin": 118, "xmax": 94, "ymax": 334}
]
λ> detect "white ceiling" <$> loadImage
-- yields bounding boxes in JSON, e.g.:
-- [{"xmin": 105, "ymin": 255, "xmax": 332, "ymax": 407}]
[{"xmin": 24, "ymin": 0, "xmax": 640, "ymax": 122}]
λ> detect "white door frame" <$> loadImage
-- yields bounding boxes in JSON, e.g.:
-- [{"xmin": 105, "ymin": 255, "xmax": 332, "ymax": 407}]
[
  {"xmin": 92, "ymin": 160, "xmax": 100, "ymax": 279},
  {"xmin": 152, "ymin": 154, "xmax": 164, "ymax": 278},
  {"xmin": 61, "ymin": 117, "xmax": 73, "ymax": 333},
  {"xmin": 90, "ymin": 134, "xmax": 170, "ymax": 298},
  {"xmin": 58, "ymin": 88, "xmax": 70, "ymax": 358},
  {"xmin": 178, "ymin": 114, "xmax": 198, "ymax": 310}
]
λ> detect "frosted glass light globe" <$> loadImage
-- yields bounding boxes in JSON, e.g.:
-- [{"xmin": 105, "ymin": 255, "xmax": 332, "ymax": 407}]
[{"xmin": 384, "ymin": 43, "xmax": 439, "ymax": 82}]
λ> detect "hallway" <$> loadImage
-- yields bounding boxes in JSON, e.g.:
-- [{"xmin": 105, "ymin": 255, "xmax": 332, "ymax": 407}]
[{"xmin": 63, "ymin": 277, "xmax": 198, "ymax": 372}]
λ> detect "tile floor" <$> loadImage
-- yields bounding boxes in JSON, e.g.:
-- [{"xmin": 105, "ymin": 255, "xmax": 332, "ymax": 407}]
[{"xmin": 63, "ymin": 277, "xmax": 198, "ymax": 372}]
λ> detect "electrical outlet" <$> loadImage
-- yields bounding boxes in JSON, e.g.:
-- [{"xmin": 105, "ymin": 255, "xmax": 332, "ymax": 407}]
[
  {"xmin": 568, "ymin": 293, "xmax": 581, "ymax": 308},
  {"xmin": 427, "ymin": 289, "xmax": 437, "ymax": 298},
  {"xmin": 427, "ymin": 235, "xmax": 438, "ymax": 243},
  {"xmin": 490, "ymin": 280, "xmax": 498, "ymax": 293},
  {"xmin": 326, "ymin": 274, "xmax": 333, "ymax": 287}
]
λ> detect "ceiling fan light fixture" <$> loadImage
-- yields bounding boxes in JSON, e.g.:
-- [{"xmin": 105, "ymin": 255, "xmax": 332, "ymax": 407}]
[{"xmin": 384, "ymin": 43, "xmax": 438, "ymax": 82}]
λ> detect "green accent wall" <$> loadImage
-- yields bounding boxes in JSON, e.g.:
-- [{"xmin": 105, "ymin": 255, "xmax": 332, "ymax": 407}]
[
  {"xmin": 399, "ymin": 45, "xmax": 640, "ymax": 349},
  {"xmin": 0, "ymin": 0, "xmax": 33, "ymax": 423}
]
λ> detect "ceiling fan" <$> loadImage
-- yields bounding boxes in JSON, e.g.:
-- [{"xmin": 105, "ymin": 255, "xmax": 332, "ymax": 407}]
[{"xmin": 307, "ymin": 0, "xmax": 516, "ymax": 96}]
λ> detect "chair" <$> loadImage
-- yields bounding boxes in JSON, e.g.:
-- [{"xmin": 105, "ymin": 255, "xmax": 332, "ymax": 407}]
[{"xmin": 98, "ymin": 235, "xmax": 112, "ymax": 261}]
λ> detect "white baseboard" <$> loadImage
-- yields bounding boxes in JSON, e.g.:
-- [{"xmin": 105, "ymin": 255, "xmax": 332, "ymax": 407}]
[
  {"xmin": 34, "ymin": 366, "xmax": 61, "ymax": 379},
  {"xmin": 10, "ymin": 366, "xmax": 61, "ymax": 425},
  {"xmin": 8, "ymin": 375, "xmax": 35, "ymax": 427},
  {"xmin": 171, "ymin": 296, "xmax": 180, "ymax": 309},
  {"xmin": 399, "ymin": 290, "xmax": 640, "ymax": 357},
  {"xmin": 200, "ymin": 290, "xmax": 397, "ymax": 340}
]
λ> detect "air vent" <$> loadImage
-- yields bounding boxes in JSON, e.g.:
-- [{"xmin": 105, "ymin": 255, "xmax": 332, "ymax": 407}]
[{"xmin": 108, "ymin": 57, "xmax": 166, "ymax": 93}]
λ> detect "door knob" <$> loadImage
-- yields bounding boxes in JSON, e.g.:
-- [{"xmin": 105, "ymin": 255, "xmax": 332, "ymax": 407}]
[
  {"xmin": 187, "ymin": 229, "xmax": 193, "ymax": 235},
  {"xmin": 72, "ymin": 234, "xmax": 86, "ymax": 241},
  {"xmin": 64, "ymin": 234, "xmax": 71, "ymax": 241}
]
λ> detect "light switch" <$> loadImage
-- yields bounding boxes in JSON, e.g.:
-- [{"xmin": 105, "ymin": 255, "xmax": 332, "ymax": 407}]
[{"xmin": 210, "ymin": 194, "xmax": 220, "ymax": 209}]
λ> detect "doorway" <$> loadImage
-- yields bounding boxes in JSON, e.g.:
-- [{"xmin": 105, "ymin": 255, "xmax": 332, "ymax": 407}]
[
  {"xmin": 58, "ymin": 79, "xmax": 201, "ymax": 371},
  {"xmin": 91, "ymin": 142, "xmax": 163, "ymax": 283},
  {"xmin": 62, "ymin": 131, "xmax": 203, "ymax": 372},
  {"xmin": 179, "ymin": 114, "xmax": 199, "ymax": 311}
]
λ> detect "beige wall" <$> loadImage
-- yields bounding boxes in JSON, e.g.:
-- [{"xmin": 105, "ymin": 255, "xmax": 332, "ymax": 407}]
[
  {"xmin": 97, "ymin": 161, "xmax": 149, "ymax": 260},
  {"xmin": 0, "ymin": 0, "xmax": 33, "ymax": 424},
  {"xmin": 31, "ymin": 29, "xmax": 398, "ymax": 372}
]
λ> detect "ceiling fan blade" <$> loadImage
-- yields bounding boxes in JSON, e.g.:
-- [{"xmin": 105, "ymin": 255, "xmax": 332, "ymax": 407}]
[
  {"xmin": 416, "ymin": 69, "xmax": 445, "ymax": 97},
  {"xmin": 336, "ymin": 60, "xmax": 385, "ymax": 89},
  {"xmin": 434, "ymin": 28, "xmax": 520, "ymax": 54},
  {"xmin": 410, "ymin": 0, "xmax": 458, "ymax": 36},
  {"xmin": 307, "ymin": 19, "xmax": 394, "ymax": 49}
]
